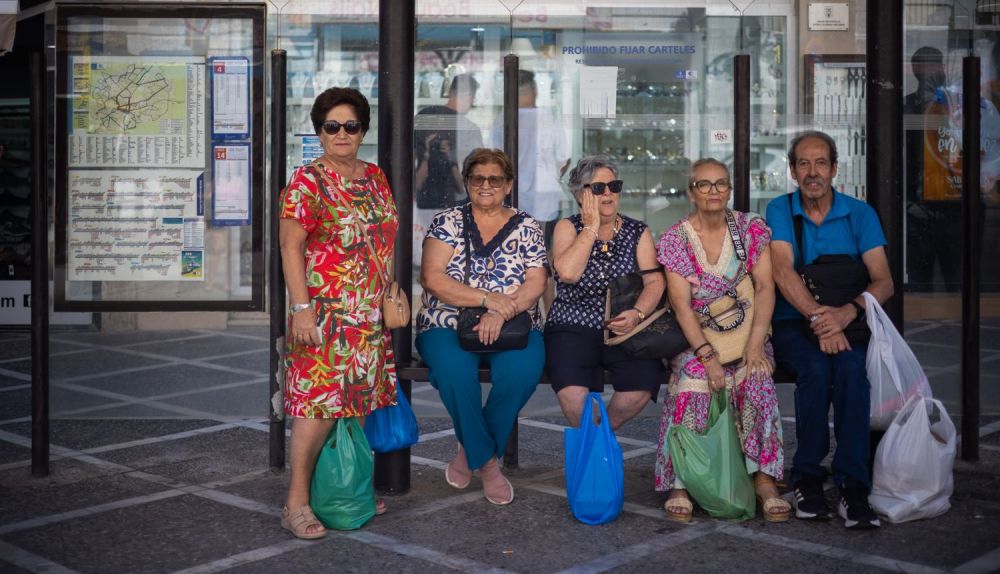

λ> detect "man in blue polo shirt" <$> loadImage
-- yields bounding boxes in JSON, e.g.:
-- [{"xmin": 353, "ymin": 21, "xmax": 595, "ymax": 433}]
[{"xmin": 766, "ymin": 131, "xmax": 894, "ymax": 530}]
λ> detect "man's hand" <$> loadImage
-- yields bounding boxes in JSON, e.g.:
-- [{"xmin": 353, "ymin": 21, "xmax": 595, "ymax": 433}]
[
  {"xmin": 810, "ymin": 304, "xmax": 856, "ymax": 338},
  {"xmin": 818, "ymin": 332, "xmax": 852, "ymax": 354}
]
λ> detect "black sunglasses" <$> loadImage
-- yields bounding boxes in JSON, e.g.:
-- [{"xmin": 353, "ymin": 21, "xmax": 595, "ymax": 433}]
[
  {"xmin": 321, "ymin": 120, "xmax": 363, "ymax": 136},
  {"xmin": 583, "ymin": 180, "xmax": 624, "ymax": 195}
]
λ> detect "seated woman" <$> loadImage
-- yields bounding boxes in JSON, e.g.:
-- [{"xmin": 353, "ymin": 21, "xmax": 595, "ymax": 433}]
[
  {"xmin": 654, "ymin": 157, "xmax": 789, "ymax": 523},
  {"xmin": 416, "ymin": 148, "xmax": 547, "ymax": 505},
  {"xmin": 546, "ymin": 156, "xmax": 666, "ymax": 430}
]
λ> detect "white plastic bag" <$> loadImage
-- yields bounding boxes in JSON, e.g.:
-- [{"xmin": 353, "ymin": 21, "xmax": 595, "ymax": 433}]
[
  {"xmin": 863, "ymin": 293, "xmax": 933, "ymax": 429},
  {"xmin": 870, "ymin": 395, "xmax": 956, "ymax": 523}
]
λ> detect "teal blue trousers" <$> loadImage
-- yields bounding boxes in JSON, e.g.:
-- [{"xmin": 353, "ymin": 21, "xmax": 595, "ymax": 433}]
[{"xmin": 416, "ymin": 328, "xmax": 544, "ymax": 470}]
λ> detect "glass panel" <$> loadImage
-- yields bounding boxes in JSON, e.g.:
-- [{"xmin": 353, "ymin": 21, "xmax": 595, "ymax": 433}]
[{"xmin": 55, "ymin": 6, "xmax": 265, "ymax": 310}]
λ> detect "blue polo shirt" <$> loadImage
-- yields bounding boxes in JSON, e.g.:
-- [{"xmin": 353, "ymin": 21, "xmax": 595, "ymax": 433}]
[{"xmin": 765, "ymin": 188, "xmax": 887, "ymax": 321}]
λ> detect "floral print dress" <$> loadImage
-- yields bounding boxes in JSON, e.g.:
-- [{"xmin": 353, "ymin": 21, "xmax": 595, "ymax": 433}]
[
  {"xmin": 653, "ymin": 211, "xmax": 784, "ymax": 491},
  {"xmin": 280, "ymin": 161, "xmax": 398, "ymax": 419}
]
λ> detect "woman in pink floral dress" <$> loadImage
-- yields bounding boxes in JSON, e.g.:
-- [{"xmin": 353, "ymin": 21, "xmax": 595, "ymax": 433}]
[
  {"xmin": 278, "ymin": 88, "xmax": 398, "ymax": 539},
  {"xmin": 654, "ymin": 158, "xmax": 789, "ymax": 523}
]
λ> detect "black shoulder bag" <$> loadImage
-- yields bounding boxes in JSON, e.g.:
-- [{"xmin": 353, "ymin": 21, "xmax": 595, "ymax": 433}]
[
  {"xmin": 789, "ymin": 194, "xmax": 871, "ymax": 346},
  {"xmin": 457, "ymin": 208, "xmax": 532, "ymax": 352},
  {"xmin": 603, "ymin": 269, "xmax": 688, "ymax": 360}
]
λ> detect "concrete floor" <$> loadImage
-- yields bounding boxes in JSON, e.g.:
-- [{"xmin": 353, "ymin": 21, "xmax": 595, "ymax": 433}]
[{"xmin": 0, "ymin": 321, "xmax": 999, "ymax": 573}]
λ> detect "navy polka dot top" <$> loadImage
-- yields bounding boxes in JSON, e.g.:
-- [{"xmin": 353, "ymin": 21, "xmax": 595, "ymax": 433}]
[{"xmin": 547, "ymin": 214, "xmax": 647, "ymax": 330}]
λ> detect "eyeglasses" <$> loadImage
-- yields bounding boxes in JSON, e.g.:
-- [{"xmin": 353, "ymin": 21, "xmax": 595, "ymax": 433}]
[
  {"xmin": 583, "ymin": 180, "xmax": 624, "ymax": 195},
  {"xmin": 691, "ymin": 179, "xmax": 732, "ymax": 194},
  {"xmin": 321, "ymin": 120, "xmax": 363, "ymax": 136},
  {"xmin": 467, "ymin": 175, "xmax": 508, "ymax": 189}
]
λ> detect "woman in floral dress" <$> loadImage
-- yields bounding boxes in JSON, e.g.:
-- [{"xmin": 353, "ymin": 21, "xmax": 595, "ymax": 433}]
[
  {"xmin": 654, "ymin": 158, "xmax": 790, "ymax": 523},
  {"xmin": 278, "ymin": 88, "xmax": 397, "ymax": 540}
]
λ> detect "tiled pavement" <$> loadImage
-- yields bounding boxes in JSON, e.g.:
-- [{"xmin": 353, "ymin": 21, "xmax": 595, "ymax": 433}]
[{"xmin": 0, "ymin": 321, "xmax": 999, "ymax": 573}]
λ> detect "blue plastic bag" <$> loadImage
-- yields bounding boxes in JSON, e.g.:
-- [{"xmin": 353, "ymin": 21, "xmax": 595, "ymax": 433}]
[
  {"xmin": 364, "ymin": 383, "xmax": 419, "ymax": 453},
  {"xmin": 564, "ymin": 392, "xmax": 625, "ymax": 525}
]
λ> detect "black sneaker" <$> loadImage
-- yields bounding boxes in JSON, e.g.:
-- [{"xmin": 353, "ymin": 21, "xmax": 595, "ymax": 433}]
[
  {"xmin": 793, "ymin": 478, "xmax": 830, "ymax": 520},
  {"xmin": 838, "ymin": 487, "xmax": 881, "ymax": 530}
]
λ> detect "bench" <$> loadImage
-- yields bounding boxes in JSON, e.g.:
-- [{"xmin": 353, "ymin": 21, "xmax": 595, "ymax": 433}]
[{"xmin": 390, "ymin": 362, "xmax": 798, "ymax": 470}]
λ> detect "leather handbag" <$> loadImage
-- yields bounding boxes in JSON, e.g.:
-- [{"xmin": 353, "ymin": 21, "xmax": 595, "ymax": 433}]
[
  {"xmin": 789, "ymin": 194, "xmax": 870, "ymax": 346},
  {"xmin": 603, "ymin": 270, "xmax": 687, "ymax": 360},
  {"xmin": 695, "ymin": 210, "xmax": 755, "ymax": 366},
  {"xmin": 312, "ymin": 163, "xmax": 410, "ymax": 329},
  {"xmin": 457, "ymin": 206, "xmax": 531, "ymax": 352}
]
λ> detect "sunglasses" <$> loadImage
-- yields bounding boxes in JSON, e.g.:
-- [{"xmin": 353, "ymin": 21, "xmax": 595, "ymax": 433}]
[
  {"xmin": 467, "ymin": 175, "xmax": 508, "ymax": 189},
  {"xmin": 583, "ymin": 180, "xmax": 624, "ymax": 195},
  {"xmin": 321, "ymin": 120, "xmax": 363, "ymax": 136}
]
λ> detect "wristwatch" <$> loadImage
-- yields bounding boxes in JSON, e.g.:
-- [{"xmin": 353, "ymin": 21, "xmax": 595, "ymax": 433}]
[
  {"xmin": 849, "ymin": 301, "xmax": 865, "ymax": 321},
  {"xmin": 290, "ymin": 302, "xmax": 312, "ymax": 314}
]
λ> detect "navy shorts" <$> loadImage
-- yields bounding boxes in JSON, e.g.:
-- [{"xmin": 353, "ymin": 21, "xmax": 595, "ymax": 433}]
[{"xmin": 543, "ymin": 324, "xmax": 664, "ymax": 402}]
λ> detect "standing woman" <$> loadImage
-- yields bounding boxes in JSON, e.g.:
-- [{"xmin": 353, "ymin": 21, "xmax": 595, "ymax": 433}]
[
  {"xmin": 654, "ymin": 158, "xmax": 789, "ymax": 523},
  {"xmin": 417, "ymin": 148, "xmax": 547, "ymax": 506},
  {"xmin": 278, "ymin": 87, "xmax": 398, "ymax": 539}
]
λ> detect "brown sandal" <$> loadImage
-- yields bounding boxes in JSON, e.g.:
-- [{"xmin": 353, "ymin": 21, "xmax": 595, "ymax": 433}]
[
  {"xmin": 281, "ymin": 505, "xmax": 327, "ymax": 540},
  {"xmin": 664, "ymin": 490, "xmax": 693, "ymax": 523},
  {"xmin": 754, "ymin": 474, "xmax": 791, "ymax": 523}
]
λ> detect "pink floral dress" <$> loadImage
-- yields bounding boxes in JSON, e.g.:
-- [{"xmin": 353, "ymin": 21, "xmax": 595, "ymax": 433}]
[{"xmin": 653, "ymin": 211, "xmax": 784, "ymax": 491}]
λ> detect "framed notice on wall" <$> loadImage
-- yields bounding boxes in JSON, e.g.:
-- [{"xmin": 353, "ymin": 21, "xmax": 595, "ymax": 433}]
[
  {"xmin": 54, "ymin": 3, "xmax": 266, "ymax": 311},
  {"xmin": 804, "ymin": 54, "xmax": 867, "ymax": 200}
]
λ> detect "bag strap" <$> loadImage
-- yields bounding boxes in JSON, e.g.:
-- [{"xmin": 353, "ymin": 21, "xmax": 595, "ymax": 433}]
[
  {"xmin": 724, "ymin": 209, "xmax": 747, "ymax": 262},
  {"xmin": 310, "ymin": 162, "xmax": 392, "ymax": 287},
  {"xmin": 789, "ymin": 193, "xmax": 803, "ymax": 270}
]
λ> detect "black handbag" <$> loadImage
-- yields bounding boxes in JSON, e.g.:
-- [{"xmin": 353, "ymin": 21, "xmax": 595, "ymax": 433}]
[
  {"xmin": 604, "ymin": 270, "xmax": 688, "ymax": 360},
  {"xmin": 457, "ymin": 207, "xmax": 531, "ymax": 352},
  {"xmin": 790, "ymin": 194, "xmax": 871, "ymax": 346}
]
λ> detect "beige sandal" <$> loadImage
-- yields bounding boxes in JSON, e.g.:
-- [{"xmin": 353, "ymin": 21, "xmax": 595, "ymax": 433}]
[
  {"xmin": 754, "ymin": 474, "xmax": 791, "ymax": 523},
  {"xmin": 376, "ymin": 498, "xmax": 387, "ymax": 516},
  {"xmin": 664, "ymin": 490, "xmax": 693, "ymax": 523},
  {"xmin": 281, "ymin": 505, "xmax": 327, "ymax": 540}
]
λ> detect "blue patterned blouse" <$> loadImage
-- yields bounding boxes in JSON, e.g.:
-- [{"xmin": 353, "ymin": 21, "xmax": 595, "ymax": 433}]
[
  {"xmin": 547, "ymin": 214, "xmax": 647, "ymax": 330},
  {"xmin": 416, "ymin": 204, "xmax": 548, "ymax": 333}
]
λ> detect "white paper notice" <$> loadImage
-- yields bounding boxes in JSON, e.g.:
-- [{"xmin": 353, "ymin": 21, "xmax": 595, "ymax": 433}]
[
  {"xmin": 580, "ymin": 66, "xmax": 618, "ymax": 118},
  {"xmin": 211, "ymin": 58, "xmax": 250, "ymax": 138},
  {"xmin": 69, "ymin": 56, "xmax": 206, "ymax": 168},
  {"xmin": 68, "ymin": 170, "xmax": 205, "ymax": 281},
  {"xmin": 212, "ymin": 144, "xmax": 251, "ymax": 225}
]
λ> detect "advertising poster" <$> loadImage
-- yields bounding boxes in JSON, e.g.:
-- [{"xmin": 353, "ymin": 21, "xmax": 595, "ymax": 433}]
[
  {"xmin": 68, "ymin": 55, "xmax": 206, "ymax": 168},
  {"xmin": 67, "ymin": 170, "xmax": 205, "ymax": 281}
]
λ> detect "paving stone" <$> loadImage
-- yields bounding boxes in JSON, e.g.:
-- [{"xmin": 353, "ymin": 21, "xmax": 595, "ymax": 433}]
[
  {"xmin": 0, "ymin": 388, "xmax": 29, "ymax": 423},
  {"xmin": 0, "ymin": 375, "xmax": 28, "ymax": 389},
  {"xmin": 124, "ymin": 336, "xmax": 268, "ymax": 361},
  {"xmin": 203, "ymin": 350, "xmax": 269, "ymax": 373},
  {"xmin": 0, "ymin": 419, "xmax": 225, "ymax": 451},
  {"xmin": 9, "ymin": 350, "xmax": 170, "ymax": 380},
  {"xmin": 69, "ymin": 363, "xmax": 252, "ymax": 399},
  {"xmin": 2, "ymin": 495, "xmax": 284, "ymax": 574},
  {"xmin": 156, "ymin": 382, "xmax": 269, "ymax": 419},
  {"xmin": 51, "ymin": 330, "xmax": 205, "ymax": 348},
  {"xmin": 0, "ymin": 438, "xmax": 29, "ymax": 466},
  {"xmin": 59, "ymin": 403, "xmax": 197, "ymax": 420}
]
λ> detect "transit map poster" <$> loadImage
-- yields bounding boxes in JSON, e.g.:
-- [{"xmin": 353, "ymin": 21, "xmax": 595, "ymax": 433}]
[
  {"xmin": 67, "ymin": 170, "xmax": 206, "ymax": 281},
  {"xmin": 68, "ymin": 56, "xmax": 206, "ymax": 168}
]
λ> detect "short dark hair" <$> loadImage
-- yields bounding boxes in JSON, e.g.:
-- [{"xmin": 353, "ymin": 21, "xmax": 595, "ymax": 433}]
[
  {"xmin": 462, "ymin": 148, "xmax": 515, "ymax": 181},
  {"xmin": 688, "ymin": 157, "xmax": 730, "ymax": 188},
  {"xmin": 310, "ymin": 87, "xmax": 371, "ymax": 135},
  {"xmin": 448, "ymin": 73, "xmax": 480, "ymax": 97},
  {"xmin": 911, "ymin": 46, "xmax": 943, "ymax": 65},
  {"xmin": 518, "ymin": 70, "xmax": 536, "ymax": 90},
  {"xmin": 788, "ymin": 130, "xmax": 839, "ymax": 166}
]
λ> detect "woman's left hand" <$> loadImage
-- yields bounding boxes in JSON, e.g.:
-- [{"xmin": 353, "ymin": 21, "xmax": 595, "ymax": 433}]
[
  {"xmin": 473, "ymin": 311, "xmax": 506, "ymax": 346},
  {"xmin": 742, "ymin": 342, "xmax": 774, "ymax": 378},
  {"xmin": 606, "ymin": 309, "xmax": 641, "ymax": 336}
]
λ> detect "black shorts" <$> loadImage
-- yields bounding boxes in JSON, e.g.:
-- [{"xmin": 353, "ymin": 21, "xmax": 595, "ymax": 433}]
[{"xmin": 543, "ymin": 324, "xmax": 665, "ymax": 402}]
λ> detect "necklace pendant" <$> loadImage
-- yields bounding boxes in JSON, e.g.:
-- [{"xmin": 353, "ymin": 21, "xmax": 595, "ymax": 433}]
[
  {"xmin": 601, "ymin": 243, "xmax": 609, "ymax": 253},
  {"xmin": 598, "ymin": 272, "xmax": 606, "ymax": 279}
]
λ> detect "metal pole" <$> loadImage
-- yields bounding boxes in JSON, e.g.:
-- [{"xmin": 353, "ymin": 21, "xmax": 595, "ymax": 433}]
[
  {"xmin": 503, "ymin": 54, "xmax": 519, "ymax": 209},
  {"xmin": 866, "ymin": 0, "xmax": 905, "ymax": 329},
  {"xmin": 269, "ymin": 49, "xmax": 288, "ymax": 471},
  {"xmin": 961, "ymin": 56, "xmax": 981, "ymax": 461},
  {"xmin": 30, "ymin": 50, "xmax": 49, "ymax": 478},
  {"xmin": 733, "ymin": 54, "xmax": 750, "ymax": 213},
  {"xmin": 374, "ymin": 0, "xmax": 415, "ymax": 495}
]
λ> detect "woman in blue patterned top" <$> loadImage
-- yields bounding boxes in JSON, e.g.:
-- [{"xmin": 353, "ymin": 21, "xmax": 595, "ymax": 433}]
[
  {"xmin": 416, "ymin": 148, "xmax": 547, "ymax": 506},
  {"xmin": 546, "ymin": 156, "xmax": 666, "ymax": 430}
]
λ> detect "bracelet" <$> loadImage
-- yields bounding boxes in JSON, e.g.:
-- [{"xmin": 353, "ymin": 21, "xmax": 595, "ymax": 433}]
[
  {"xmin": 289, "ymin": 302, "xmax": 312, "ymax": 314},
  {"xmin": 480, "ymin": 292, "xmax": 488, "ymax": 308},
  {"xmin": 583, "ymin": 226, "xmax": 599, "ymax": 239},
  {"xmin": 697, "ymin": 350, "xmax": 717, "ymax": 365},
  {"xmin": 849, "ymin": 300, "xmax": 865, "ymax": 321},
  {"xmin": 694, "ymin": 342, "xmax": 713, "ymax": 356},
  {"xmin": 632, "ymin": 307, "xmax": 646, "ymax": 321}
]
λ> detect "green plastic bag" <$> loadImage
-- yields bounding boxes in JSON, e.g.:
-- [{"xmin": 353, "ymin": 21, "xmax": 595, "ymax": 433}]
[
  {"xmin": 310, "ymin": 417, "xmax": 376, "ymax": 530},
  {"xmin": 667, "ymin": 390, "xmax": 755, "ymax": 521}
]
